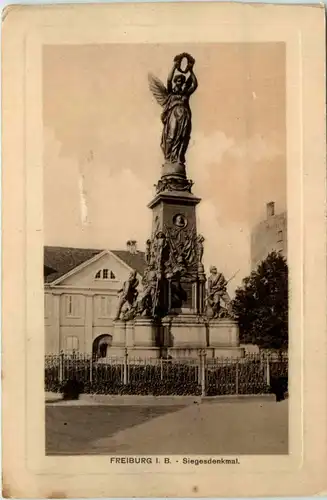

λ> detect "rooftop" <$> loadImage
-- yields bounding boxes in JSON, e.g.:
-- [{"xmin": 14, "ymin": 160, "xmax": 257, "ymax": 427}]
[{"xmin": 44, "ymin": 246, "xmax": 146, "ymax": 284}]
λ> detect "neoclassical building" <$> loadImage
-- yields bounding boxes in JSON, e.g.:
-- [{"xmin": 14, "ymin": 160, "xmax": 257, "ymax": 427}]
[{"xmin": 44, "ymin": 243, "xmax": 145, "ymax": 356}]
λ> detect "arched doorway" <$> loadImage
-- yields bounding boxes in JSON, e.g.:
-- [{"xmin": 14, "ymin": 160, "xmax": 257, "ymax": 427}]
[{"xmin": 92, "ymin": 334, "xmax": 113, "ymax": 359}]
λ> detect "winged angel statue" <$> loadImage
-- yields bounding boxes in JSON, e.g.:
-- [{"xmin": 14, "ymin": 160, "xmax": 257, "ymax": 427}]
[{"xmin": 148, "ymin": 53, "xmax": 198, "ymax": 166}]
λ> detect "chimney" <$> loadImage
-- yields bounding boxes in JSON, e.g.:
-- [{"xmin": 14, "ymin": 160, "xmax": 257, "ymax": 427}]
[
  {"xmin": 127, "ymin": 240, "xmax": 137, "ymax": 254},
  {"xmin": 266, "ymin": 201, "xmax": 275, "ymax": 218}
]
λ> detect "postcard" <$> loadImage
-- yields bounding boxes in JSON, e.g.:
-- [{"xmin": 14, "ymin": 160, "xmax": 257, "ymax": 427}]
[{"xmin": 2, "ymin": 2, "xmax": 327, "ymax": 497}]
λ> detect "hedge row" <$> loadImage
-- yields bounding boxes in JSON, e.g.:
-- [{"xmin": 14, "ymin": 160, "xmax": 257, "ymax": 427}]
[
  {"xmin": 45, "ymin": 361, "xmax": 288, "ymax": 396},
  {"xmin": 45, "ymin": 379, "xmax": 202, "ymax": 396}
]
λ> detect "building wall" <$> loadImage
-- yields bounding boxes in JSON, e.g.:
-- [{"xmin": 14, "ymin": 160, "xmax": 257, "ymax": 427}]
[
  {"xmin": 44, "ymin": 251, "xmax": 143, "ymax": 354},
  {"xmin": 45, "ymin": 293, "xmax": 60, "ymax": 353},
  {"xmin": 45, "ymin": 288, "xmax": 127, "ymax": 354},
  {"xmin": 251, "ymin": 204, "xmax": 287, "ymax": 270}
]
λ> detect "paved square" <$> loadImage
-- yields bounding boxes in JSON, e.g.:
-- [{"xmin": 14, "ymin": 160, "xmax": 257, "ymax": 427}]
[{"xmin": 46, "ymin": 399, "xmax": 288, "ymax": 455}]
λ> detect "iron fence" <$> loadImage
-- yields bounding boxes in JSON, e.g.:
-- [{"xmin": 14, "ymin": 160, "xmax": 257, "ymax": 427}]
[{"xmin": 45, "ymin": 351, "xmax": 288, "ymax": 396}]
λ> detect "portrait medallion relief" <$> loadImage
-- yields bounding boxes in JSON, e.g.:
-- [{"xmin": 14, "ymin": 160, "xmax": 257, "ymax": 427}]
[{"xmin": 173, "ymin": 213, "xmax": 187, "ymax": 228}]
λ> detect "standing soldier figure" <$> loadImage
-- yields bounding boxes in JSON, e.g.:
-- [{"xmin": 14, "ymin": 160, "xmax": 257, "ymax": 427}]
[
  {"xmin": 114, "ymin": 270, "xmax": 139, "ymax": 320},
  {"xmin": 206, "ymin": 266, "xmax": 232, "ymax": 318},
  {"xmin": 136, "ymin": 265, "xmax": 158, "ymax": 317},
  {"xmin": 145, "ymin": 239, "xmax": 152, "ymax": 265}
]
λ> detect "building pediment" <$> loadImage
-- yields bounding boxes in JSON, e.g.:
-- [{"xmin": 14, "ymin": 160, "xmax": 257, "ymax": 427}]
[{"xmin": 44, "ymin": 246, "xmax": 145, "ymax": 289}]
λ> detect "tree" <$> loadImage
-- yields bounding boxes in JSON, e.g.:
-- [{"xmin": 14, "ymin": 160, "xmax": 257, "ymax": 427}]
[{"xmin": 232, "ymin": 251, "xmax": 288, "ymax": 351}]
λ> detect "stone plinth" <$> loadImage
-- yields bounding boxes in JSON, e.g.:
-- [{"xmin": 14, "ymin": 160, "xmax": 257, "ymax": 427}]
[
  {"xmin": 162, "ymin": 314, "xmax": 206, "ymax": 348},
  {"xmin": 112, "ymin": 320, "xmax": 126, "ymax": 347},
  {"xmin": 134, "ymin": 317, "xmax": 156, "ymax": 347},
  {"xmin": 167, "ymin": 346, "xmax": 244, "ymax": 360},
  {"xmin": 105, "ymin": 347, "xmax": 126, "ymax": 358},
  {"xmin": 125, "ymin": 321, "xmax": 134, "ymax": 347},
  {"xmin": 208, "ymin": 319, "xmax": 240, "ymax": 347},
  {"xmin": 162, "ymin": 161, "xmax": 186, "ymax": 178},
  {"xmin": 167, "ymin": 347, "xmax": 202, "ymax": 359},
  {"xmin": 213, "ymin": 347, "xmax": 245, "ymax": 359},
  {"xmin": 127, "ymin": 347, "xmax": 161, "ymax": 359}
]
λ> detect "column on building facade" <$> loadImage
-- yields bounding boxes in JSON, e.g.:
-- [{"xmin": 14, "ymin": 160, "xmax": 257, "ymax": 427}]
[
  {"xmin": 52, "ymin": 293, "xmax": 61, "ymax": 353},
  {"xmin": 84, "ymin": 294, "xmax": 93, "ymax": 354}
]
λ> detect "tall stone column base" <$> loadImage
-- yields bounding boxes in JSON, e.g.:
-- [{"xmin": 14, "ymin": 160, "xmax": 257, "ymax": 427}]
[
  {"xmin": 162, "ymin": 314, "xmax": 207, "ymax": 348},
  {"xmin": 134, "ymin": 317, "xmax": 156, "ymax": 347},
  {"xmin": 208, "ymin": 319, "xmax": 240, "ymax": 347},
  {"xmin": 112, "ymin": 320, "xmax": 126, "ymax": 347}
]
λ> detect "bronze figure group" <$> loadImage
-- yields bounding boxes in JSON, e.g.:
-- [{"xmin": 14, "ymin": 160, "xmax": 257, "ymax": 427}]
[{"xmin": 114, "ymin": 53, "xmax": 234, "ymax": 322}]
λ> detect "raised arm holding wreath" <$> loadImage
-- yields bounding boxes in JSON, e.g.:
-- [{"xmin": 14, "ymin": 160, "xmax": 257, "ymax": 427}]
[{"xmin": 148, "ymin": 53, "xmax": 198, "ymax": 166}]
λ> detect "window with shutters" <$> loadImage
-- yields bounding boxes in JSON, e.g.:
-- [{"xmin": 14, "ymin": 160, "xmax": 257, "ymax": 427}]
[
  {"xmin": 65, "ymin": 335, "xmax": 79, "ymax": 352},
  {"xmin": 65, "ymin": 295, "xmax": 80, "ymax": 317},
  {"xmin": 99, "ymin": 296, "xmax": 112, "ymax": 317}
]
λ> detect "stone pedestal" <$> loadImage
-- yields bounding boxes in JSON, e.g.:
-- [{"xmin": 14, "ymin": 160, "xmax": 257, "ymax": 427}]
[
  {"xmin": 134, "ymin": 317, "xmax": 156, "ymax": 347},
  {"xmin": 208, "ymin": 319, "xmax": 240, "ymax": 347},
  {"xmin": 213, "ymin": 347, "xmax": 245, "ymax": 359},
  {"xmin": 167, "ymin": 347, "xmax": 202, "ymax": 359},
  {"xmin": 167, "ymin": 346, "xmax": 244, "ymax": 359},
  {"xmin": 162, "ymin": 161, "xmax": 186, "ymax": 178},
  {"xmin": 125, "ymin": 321, "xmax": 134, "ymax": 347},
  {"xmin": 128, "ymin": 347, "xmax": 161, "ymax": 359},
  {"xmin": 111, "ymin": 320, "xmax": 126, "ymax": 347},
  {"xmin": 162, "ymin": 314, "xmax": 206, "ymax": 348},
  {"xmin": 105, "ymin": 347, "xmax": 126, "ymax": 358}
]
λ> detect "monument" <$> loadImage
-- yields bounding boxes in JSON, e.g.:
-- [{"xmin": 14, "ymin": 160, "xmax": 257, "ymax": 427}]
[{"xmin": 113, "ymin": 53, "xmax": 244, "ymax": 359}]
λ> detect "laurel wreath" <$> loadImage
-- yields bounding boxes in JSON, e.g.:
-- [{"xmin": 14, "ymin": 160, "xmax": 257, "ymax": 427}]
[{"xmin": 173, "ymin": 52, "xmax": 195, "ymax": 74}]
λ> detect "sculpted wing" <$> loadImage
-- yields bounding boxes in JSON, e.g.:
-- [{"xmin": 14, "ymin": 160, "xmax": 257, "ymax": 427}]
[{"xmin": 148, "ymin": 73, "xmax": 169, "ymax": 106}]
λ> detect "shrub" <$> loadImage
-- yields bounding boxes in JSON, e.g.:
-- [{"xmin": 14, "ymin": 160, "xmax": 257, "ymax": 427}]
[{"xmin": 45, "ymin": 357, "xmax": 287, "ymax": 396}]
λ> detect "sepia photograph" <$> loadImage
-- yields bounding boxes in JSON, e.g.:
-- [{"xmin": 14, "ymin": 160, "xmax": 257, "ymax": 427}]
[
  {"xmin": 2, "ymin": 3, "xmax": 326, "ymax": 497},
  {"xmin": 43, "ymin": 42, "xmax": 289, "ymax": 456}
]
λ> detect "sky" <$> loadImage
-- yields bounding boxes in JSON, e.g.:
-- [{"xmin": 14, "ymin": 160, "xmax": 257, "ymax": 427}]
[{"xmin": 43, "ymin": 42, "xmax": 286, "ymax": 294}]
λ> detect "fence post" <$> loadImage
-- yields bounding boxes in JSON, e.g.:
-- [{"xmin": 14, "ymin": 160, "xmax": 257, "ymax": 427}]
[
  {"xmin": 72, "ymin": 350, "xmax": 76, "ymax": 379},
  {"xmin": 201, "ymin": 350, "xmax": 207, "ymax": 397},
  {"xmin": 123, "ymin": 348, "xmax": 128, "ymax": 385},
  {"xmin": 90, "ymin": 354, "xmax": 93, "ymax": 384},
  {"xmin": 266, "ymin": 355, "xmax": 270, "ymax": 386},
  {"xmin": 59, "ymin": 350, "xmax": 64, "ymax": 383},
  {"xmin": 160, "ymin": 357, "xmax": 163, "ymax": 381},
  {"xmin": 198, "ymin": 350, "xmax": 202, "ymax": 385},
  {"xmin": 235, "ymin": 360, "xmax": 239, "ymax": 395}
]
